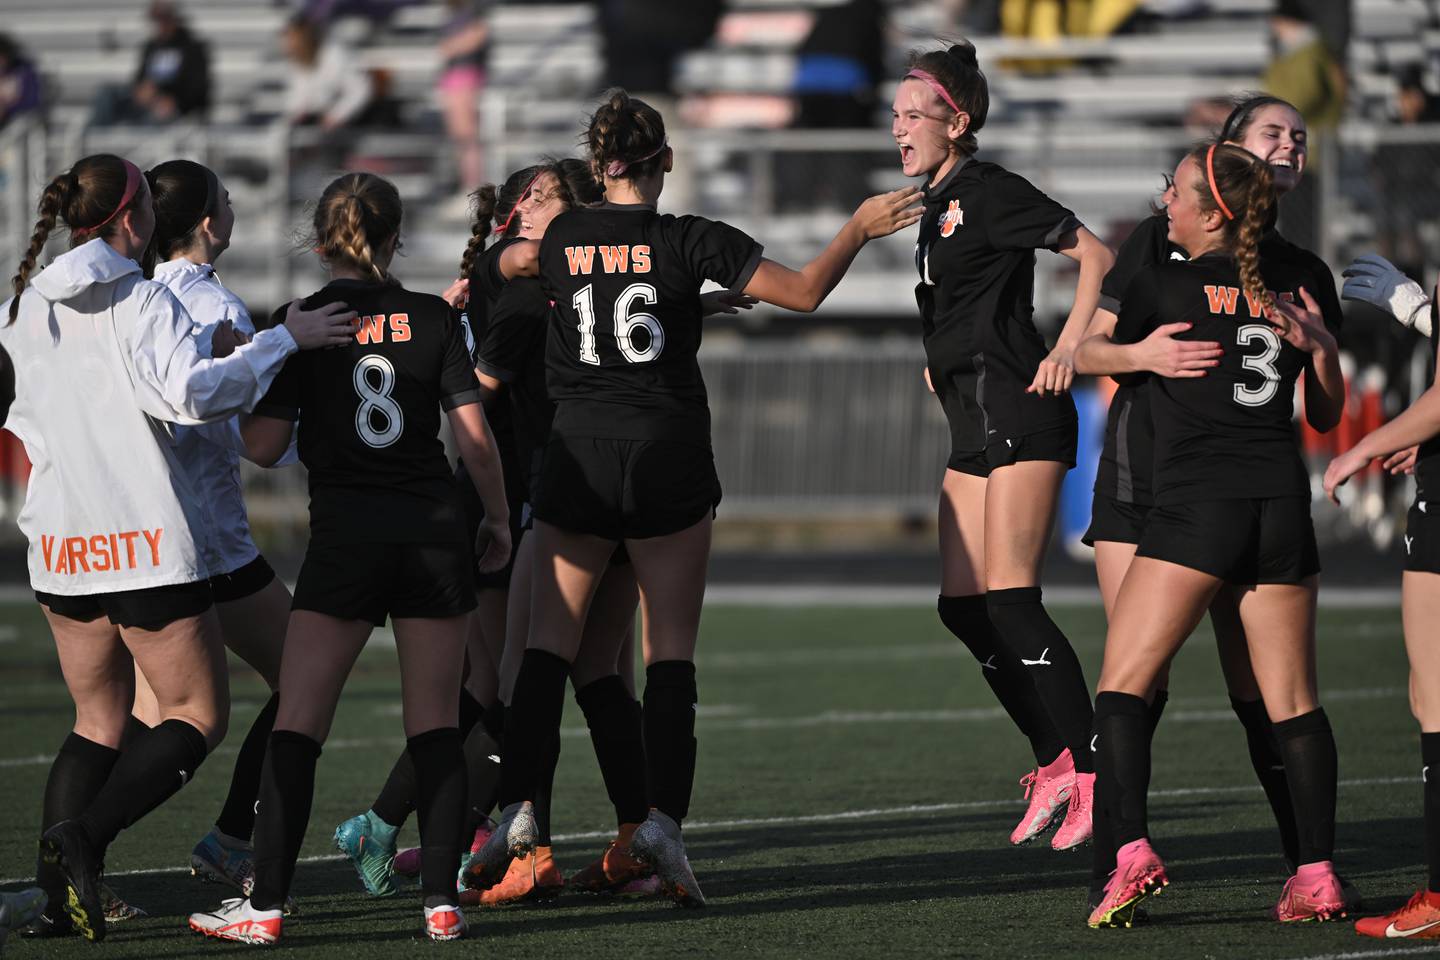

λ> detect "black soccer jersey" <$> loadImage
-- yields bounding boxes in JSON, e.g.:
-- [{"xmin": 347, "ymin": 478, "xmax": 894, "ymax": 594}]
[
  {"xmin": 474, "ymin": 265, "xmax": 553, "ymax": 496},
  {"xmin": 538, "ymin": 202, "xmax": 762, "ymax": 444},
  {"xmin": 915, "ymin": 158, "xmax": 1082, "ymax": 452},
  {"xmin": 254, "ymin": 279, "xmax": 481, "ymax": 543},
  {"xmin": 1416, "ymin": 301, "xmax": 1440, "ymax": 501},
  {"xmin": 1114, "ymin": 253, "xmax": 1319, "ymax": 504}
]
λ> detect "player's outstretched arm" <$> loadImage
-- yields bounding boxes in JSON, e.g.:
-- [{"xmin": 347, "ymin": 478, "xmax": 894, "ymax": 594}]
[
  {"xmin": 742, "ymin": 188, "xmax": 922, "ymax": 313},
  {"xmin": 1341, "ymin": 254, "xmax": 1432, "ymax": 336},
  {"xmin": 448, "ymin": 401, "xmax": 512, "ymax": 573}
]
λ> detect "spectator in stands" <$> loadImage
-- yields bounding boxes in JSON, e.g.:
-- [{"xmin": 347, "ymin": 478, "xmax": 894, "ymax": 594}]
[
  {"xmin": 437, "ymin": 0, "xmax": 491, "ymax": 203},
  {"xmin": 1261, "ymin": 0, "xmax": 1347, "ymax": 135},
  {"xmin": 294, "ymin": 0, "xmax": 411, "ymax": 27},
  {"xmin": 281, "ymin": 16, "xmax": 375, "ymax": 132},
  {"xmin": 91, "ymin": 1, "xmax": 211, "ymax": 126},
  {"xmin": 599, "ymin": 0, "xmax": 721, "ymax": 102},
  {"xmin": 0, "ymin": 34, "xmax": 41, "ymax": 132},
  {"xmin": 1396, "ymin": 65, "xmax": 1440, "ymax": 124}
]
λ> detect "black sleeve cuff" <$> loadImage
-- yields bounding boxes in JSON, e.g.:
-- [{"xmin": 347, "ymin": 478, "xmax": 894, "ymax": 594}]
[
  {"xmin": 475, "ymin": 358, "xmax": 519, "ymax": 384},
  {"xmin": 1097, "ymin": 293, "xmax": 1122, "ymax": 315},
  {"xmin": 251, "ymin": 402, "xmax": 300, "ymax": 422},
  {"xmin": 441, "ymin": 388, "xmax": 482, "ymax": 411},
  {"xmin": 1044, "ymin": 215, "xmax": 1083, "ymax": 250},
  {"xmin": 730, "ymin": 244, "xmax": 765, "ymax": 292}
]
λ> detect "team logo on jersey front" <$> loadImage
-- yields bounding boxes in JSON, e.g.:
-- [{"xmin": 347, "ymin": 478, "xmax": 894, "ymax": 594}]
[{"xmin": 939, "ymin": 200, "xmax": 964, "ymax": 238}]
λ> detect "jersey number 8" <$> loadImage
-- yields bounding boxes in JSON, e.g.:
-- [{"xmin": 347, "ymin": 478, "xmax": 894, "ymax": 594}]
[
  {"xmin": 354, "ymin": 354, "xmax": 404, "ymax": 448},
  {"xmin": 573, "ymin": 282, "xmax": 665, "ymax": 365},
  {"xmin": 1233, "ymin": 324, "xmax": 1282, "ymax": 408}
]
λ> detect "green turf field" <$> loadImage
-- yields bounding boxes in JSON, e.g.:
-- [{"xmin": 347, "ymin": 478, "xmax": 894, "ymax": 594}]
[{"xmin": 0, "ymin": 600, "xmax": 1432, "ymax": 959}]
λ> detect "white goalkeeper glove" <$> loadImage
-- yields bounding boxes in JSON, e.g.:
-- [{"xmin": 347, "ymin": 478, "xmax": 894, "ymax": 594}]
[{"xmin": 1341, "ymin": 253, "xmax": 1432, "ymax": 337}]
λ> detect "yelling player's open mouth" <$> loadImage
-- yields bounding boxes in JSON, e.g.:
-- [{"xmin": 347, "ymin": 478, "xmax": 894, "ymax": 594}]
[{"xmin": 898, "ymin": 144, "xmax": 915, "ymax": 166}]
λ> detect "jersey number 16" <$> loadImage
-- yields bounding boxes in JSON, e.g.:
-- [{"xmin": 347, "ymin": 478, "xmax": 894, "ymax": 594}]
[{"xmin": 573, "ymin": 282, "xmax": 665, "ymax": 365}]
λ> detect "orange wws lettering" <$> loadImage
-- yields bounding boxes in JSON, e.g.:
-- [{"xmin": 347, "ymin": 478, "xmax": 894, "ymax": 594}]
[
  {"xmin": 389, "ymin": 313, "xmax": 411, "ymax": 342},
  {"xmin": 64, "ymin": 537, "xmax": 89, "ymax": 573},
  {"xmin": 142, "ymin": 528, "xmax": 163, "ymax": 568},
  {"xmin": 90, "ymin": 535, "xmax": 112, "ymax": 572},
  {"xmin": 599, "ymin": 245, "xmax": 629, "ymax": 273},
  {"xmin": 356, "ymin": 315, "xmax": 386, "ymax": 344},
  {"xmin": 41, "ymin": 534, "xmax": 55, "ymax": 572},
  {"xmin": 631, "ymin": 245, "xmax": 652, "ymax": 273},
  {"xmin": 1204, "ymin": 285, "xmax": 1240, "ymax": 315},
  {"xmin": 565, "ymin": 246, "xmax": 596, "ymax": 276}
]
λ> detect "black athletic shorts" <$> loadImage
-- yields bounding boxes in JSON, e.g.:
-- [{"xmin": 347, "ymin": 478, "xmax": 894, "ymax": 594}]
[
  {"xmin": 1403, "ymin": 499, "xmax": 1440, "ymax": 574},
  {"xmin": 292, "ymin": 540, "xmax": 478, "ymax": 626},
  {"xmin": 947, "ymin": 420, "xmax": 1078, "ymax": 478},
  {"xmin": 533, "ymin": 434, "xmax": 722, "ymax": 541},
  {"xmin": 456, "ymin": 457, "xmax": 526, "ymax": 592},
  {"xmin": 37, "ymin": 580, "xmax": 213, "ymax": 630},
  {"xmin": 1136, "ymin": 496, "xmax": 1320, "ymax": 585},
  {"xmin": 1082, "ymin": 495, "xmax": 1150, "ymax": 547},
  {"xmin": 208, "ymin": 554, "xmax": 277, "ymax": 604}
]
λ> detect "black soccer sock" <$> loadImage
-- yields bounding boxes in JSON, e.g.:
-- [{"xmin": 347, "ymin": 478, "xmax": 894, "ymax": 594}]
[
  {"xmin": 534, "ymin": 728, "xmax": 560, "ymax": 846},
  {"xmin": 250, "ymin": 730, "xmax": 322, "ymax": 911},
  {"xmin": 461, "ymin": 718, "xmax": 503, "ymax": 832},
  {"xmin": 215, "ymin": 692, "xmax": 280, "ymax": 841},
  {"xmin": 1423, "ymin": 733, "xmax": 1440, "ymax": 893},
  {"xmin": 482, "ymin": 700, "xmax": 505, "ymax": 745},
  {"xmin": 1231, "ymin": 697, "xmax": 1300, "ymax": 866},
  {"xmin": 643, "ymin": 660, "xmax": 698, "ymax": 825},
  {"xmin": 1092, "ymin": 689, "xmax": 1170, "ymax": 895},
  {"xmin": 987, "ymin": 587, "xmax": 1096, "ymax": 773},
  {"xmin": 74, "ymin": 719, "xmax": 207, "ymax": 849},
  {"xmin": 38, "ymin": 734, "xmax": 120, "ymax": 897},
  {"xmin": 498, "ymin": 649, "xmax": 571, "ymax": 809},
  {"xmin": 1093, "ymin": 692, "xmax": 1151, "ymax": 848},
  {"xmin": 370, "ymin": 750, "xmax": 418, "ymax": 829},
  {"xmin": 409, "ymin": 727, "xmax": 466, "ymax": 907},
  {"xmin": 1273, "ymin": 708, "xmax": 1338, "ymax": 866},
  {"xmin": 1148, "ymin": 690, "xmax": 1169, "ymax": 735},
  {"xmin": 123, "ymin": 714, "xmax": 152, "ymax": 744},
  {"xmin": 938, "ymin": 595, "xmax": 1065, "ymax": 767},
  {"xmin": 576, "ymin": 675, "xmax": 650, "ymax": 826}
]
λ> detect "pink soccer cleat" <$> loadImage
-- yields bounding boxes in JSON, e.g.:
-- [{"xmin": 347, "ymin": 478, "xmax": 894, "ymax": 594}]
[
  {"xmin": 1087, "ymin": 838, "xmax": 1169, "ymax": 929},
  {"xmin": 1010, "ymin": 750, "xmax": 1075, "ymax": 845},
  {"xmin": 1051, "ymin": 771, "xmax": 1095, "ymax": 850},
  {"xmin": 1274, "ymin": 861, "xmax": 1347, "ymax": 923}
]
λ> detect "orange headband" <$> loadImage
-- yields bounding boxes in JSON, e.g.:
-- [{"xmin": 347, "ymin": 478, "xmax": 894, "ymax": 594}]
[
  {"xmin": 73, "ymin": 159, "xmax": 143, "ymax": 239},
  {"xmin": 1205, "ymin": 144, "xmax": 1235, "ymax": 222},
  {"xmin": 905, "ymin": 69, "xmax": 961, "ymax": 116}
]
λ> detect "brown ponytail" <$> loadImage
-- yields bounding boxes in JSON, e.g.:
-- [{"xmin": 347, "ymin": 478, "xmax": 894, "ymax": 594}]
[
  {"xmin": 459, "ymin": 184, "xmax": 497, "ymax": 279},
  {"xmin": 1187, "ymin": 141, "xmax": 1277, "ymax": 325},
  {"xmin": 585, "ymin": 88, "xmax": 666, "ymax": 187},
  {"xmin": 309, "ymin": 172, "xmax": 403, "ymax": 282}
]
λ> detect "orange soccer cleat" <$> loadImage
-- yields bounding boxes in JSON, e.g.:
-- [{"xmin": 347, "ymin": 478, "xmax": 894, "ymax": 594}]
[
  {"xmin": 460, "ymin": 847, "xmax": 564, "ymax": 907},
  {"xmin": 569, "ymin": 824, "xmax": 655, "ymax": 894}
]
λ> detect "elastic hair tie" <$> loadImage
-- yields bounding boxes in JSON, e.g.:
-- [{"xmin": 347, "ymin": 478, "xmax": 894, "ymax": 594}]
[
  {"xmin": 905, "ymin": 69, "xmax": 962, "ymax": 116},
  {"xmin": 605, "ymin": 139, "xmax": 668, "ymax": 179},
  {"xmin": 1205, "ymin": 144, "xmax": 1235, "ymax": 222},
  {"xmin": 497, "ymin": 170, "xmax": 544, "ymax": 236},
  {"xmin": 73, "ymin": 159, "xmax": 143, "ymax": 238}
]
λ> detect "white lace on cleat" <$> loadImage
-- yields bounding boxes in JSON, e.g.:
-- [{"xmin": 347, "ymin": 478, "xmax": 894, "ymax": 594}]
[
  {"xmin": 424, "ymin": 904, "xmax": 467, "ymax": 941},
  {"xmin": 629, "ymin": 812, "xmax": 706, "ymax": 908},
  {"xmin": 190, "ymin": 898, "xmax": 282, "ymax": 945}
]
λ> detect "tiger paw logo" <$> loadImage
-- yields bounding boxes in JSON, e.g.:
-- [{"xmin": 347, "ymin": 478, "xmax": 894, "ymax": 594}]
[{"xmin": 939, "ymin": 200, "xmax": 964, "ymax": 238}]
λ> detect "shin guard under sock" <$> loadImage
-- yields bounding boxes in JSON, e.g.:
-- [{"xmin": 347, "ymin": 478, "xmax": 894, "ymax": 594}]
[
  {"xmin": 369, "ymin": 689, "xmax": 485, "ymax": 829},
  {"xmin": 1231, "ymin": 697, "xmax": 1300, "ymax": 866},
  {"xmin": 498, "ymin": 649, "xmax": 571, "ymax": 809},
  {"xmin": 408, "ymin": 727, "xmax": 465, "ymax": 907},
  {"xmin": 1273, "ymin": 708, "xmax": 1338, "ymax": 866},
  {"xmin": 643, "ymin": 660, "xmax": 698, "ymax": 825},
  {"xmin": 215, "ymin": 692, "xmax": 280, "ymax": 841},
  {"xmin": 1424, "ymin": 733, "xmax": 1440, "ymax": 894},
  {"xmin": 75, "ymin": 719, "xmax": 207, "ymax": 849},
  {"xmin": 38, "ymin": 734, "xmax": 120, "ymax": 895},
  {"xmin": 987, "ymin": 587, "xmax": 1096, "ymax": 773},
  {"xmin": 938, "ymin": 594, "xmax": 1065, "ymax": 766},
  {"xmin": 250, "ymin": 731, "xmax": 322, "ymax": 911},
  {"xmin": 1093, "ymin": 692, "xmax": 1152, "ymax": 849},
  {"xmin": 534, "ymin": 728, "xmax": 560, "ymax": 846},
  {"xmin": 461, "ymin": 719, "xmax": 503, "ymax": 832},
  {"xmin": 576, "ymin": 675, "xmax": 650, "ymax": 825},
  {"xmin": 1091, "ymin": 689, "xmax": 1170, "ymax": 894}
]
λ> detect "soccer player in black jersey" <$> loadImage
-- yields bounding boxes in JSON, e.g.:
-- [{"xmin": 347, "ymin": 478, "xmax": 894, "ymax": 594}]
[
  {"xmin": 894, "ymin": 42, "xmax": 1116, "ymax": 849},
  {"xmin": 189, "ymin": 173, "xmax": 511, "ymax": 945},
  {"xmin": 1086, "ymin": 143, "xmax": 1347, "ymax": 928},
  {"xmin": 1326, "ymin": 293, "xmax": 1440, "ymax": 939},
  {"xmin": 467, "ymin": 88, "xmax": 921, "ymax": 907},
  {"xmin": 1074, "ymin": 95, "xmax": 1355, "ymax": 912}
]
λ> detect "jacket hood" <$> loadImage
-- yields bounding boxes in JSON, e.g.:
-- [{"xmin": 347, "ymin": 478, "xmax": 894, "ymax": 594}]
[{"xmin": 31, "ymin": 239, "xmax": 142, "ymax": 302}]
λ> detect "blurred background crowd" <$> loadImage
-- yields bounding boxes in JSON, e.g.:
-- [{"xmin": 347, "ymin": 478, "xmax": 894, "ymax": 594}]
[{"xmin": 0, "ymin": 0, "xmax": 1433, "ymax": 581}]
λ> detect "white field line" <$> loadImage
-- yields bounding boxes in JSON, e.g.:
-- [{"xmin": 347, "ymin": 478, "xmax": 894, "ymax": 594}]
[
  {"xmin": 1280, "ymin": 947, "xmax": 1440, "ymax": 960},
  {"xmin": 0, "ymin": 775, "xmax": 1414, "ymax": 888}
]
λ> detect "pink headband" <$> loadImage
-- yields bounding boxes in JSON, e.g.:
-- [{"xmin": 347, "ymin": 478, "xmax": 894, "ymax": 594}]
[
  {"xmin": 1205, "ymin": 144, "xmax": 1235, "ymax": 221},
  {"xmin": 498, "ymin": 170, "xmax": 543, "ymax": 236},
  {"xmin": 905, "ymin": 69, "xmax": 962, "ymax": 116},
  {"xmin": 605, "ymin": 139, "xmax": 668, "ymax": 179},
  {"xmin": 74, "ymin": 159, "xmax": 143, "ymax": 238}
]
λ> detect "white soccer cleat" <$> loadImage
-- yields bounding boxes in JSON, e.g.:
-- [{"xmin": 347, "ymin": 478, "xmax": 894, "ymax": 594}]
[
  {"xmin": 424, "ymin": 903, "xmax": 467, "ymax": 941},
  {"xmin": 188, "ymin": 897, "xmax": 283, "ymax": 945}
]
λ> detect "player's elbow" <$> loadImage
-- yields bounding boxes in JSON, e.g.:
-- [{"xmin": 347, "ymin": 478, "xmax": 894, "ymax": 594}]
[{"xmin": 1306, "ymin": 404, "xmax": 1343, "ymax": 434}]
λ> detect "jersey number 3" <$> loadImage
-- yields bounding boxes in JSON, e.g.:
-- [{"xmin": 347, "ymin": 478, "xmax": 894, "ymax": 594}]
[
  {"xmin": 354, "ymin": 354, "xmax": 404, "ymax": 448},
  {"xmin": 1233, "ymin": 324, "xmax": 1282, "ymax": 407},
  {"xmin": 573, "ymin": 282, "xmax": 665, "ymax": 365}
]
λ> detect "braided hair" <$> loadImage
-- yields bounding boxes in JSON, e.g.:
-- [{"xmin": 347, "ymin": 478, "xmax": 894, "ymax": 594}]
[
  {"xmin": 585, "ymin": 89, "xmax": 667, "ymax": 187},
  {"xmin": 1188, "ymin": 142, "xmax": 1278, "ymax": 326},
  {"xmin": 457, "ymin": 158, "xmax": 604, "ymax": 278},
  {"xmin": 309, "ymin": 173, "xmax": 403, "ymax": 282}
]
